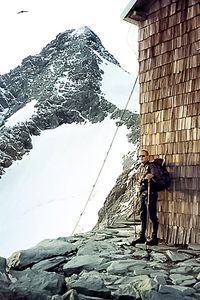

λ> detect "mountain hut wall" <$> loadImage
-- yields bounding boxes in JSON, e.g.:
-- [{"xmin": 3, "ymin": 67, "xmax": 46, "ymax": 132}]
[{"xmin": 123, "ymin": 0, "xmax": 200, "ymax": 244}]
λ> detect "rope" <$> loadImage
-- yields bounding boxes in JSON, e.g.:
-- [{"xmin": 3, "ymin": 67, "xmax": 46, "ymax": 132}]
[
  {"xmin": 71, "ymin": 74, "xmax": 139, "ymax": 235},
  {"xmin": 126, "ymin": 25, "xmax": 138, "ymax": 62}
]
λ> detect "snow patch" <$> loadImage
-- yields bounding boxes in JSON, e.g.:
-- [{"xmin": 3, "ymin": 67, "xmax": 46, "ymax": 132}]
[
  {"xmin": 5, "ymin": 100, "xmax": 38, "ymax": 127},
  {"xmin": 71, "ymin": 26, "xmax": 90, "ymax": 37},
  {"xmin": 0, "ymin": 119, "xmax": 132, "ymax": 257},
  {"xmin": 100, "ymin": 59, "xmax": 139, "ymax": 113}
]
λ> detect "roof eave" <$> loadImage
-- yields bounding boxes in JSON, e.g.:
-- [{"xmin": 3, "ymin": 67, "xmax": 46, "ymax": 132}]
[{"xmin": 121, "ymin": 0, "xmax": 151, "ymax": 25}]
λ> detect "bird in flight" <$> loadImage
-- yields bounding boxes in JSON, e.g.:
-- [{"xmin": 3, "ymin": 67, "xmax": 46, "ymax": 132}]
[{"xmin": 17, "ymin": 10, "xmax": 29, "ymax": 14}]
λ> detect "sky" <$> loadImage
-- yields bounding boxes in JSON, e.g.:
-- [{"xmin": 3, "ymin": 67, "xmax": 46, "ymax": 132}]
[
  {"xmin": 0, "ymin": 0, "xmax": 138, "ymax": 75},
  {"xmin": 0, "ymin": 57, "xmax": 138, "ymax": 258}
]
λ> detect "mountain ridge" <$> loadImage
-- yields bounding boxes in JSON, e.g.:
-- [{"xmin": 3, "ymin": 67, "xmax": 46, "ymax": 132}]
[{"xmin": 0, "ymin": 26, "xmax": 138, "ymax": 179}]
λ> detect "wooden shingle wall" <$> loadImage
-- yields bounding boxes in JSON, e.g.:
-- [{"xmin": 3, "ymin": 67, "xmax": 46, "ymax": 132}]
[{"xmin": 138, "ymin": 0, "xmax": 200, "ymax": 244}]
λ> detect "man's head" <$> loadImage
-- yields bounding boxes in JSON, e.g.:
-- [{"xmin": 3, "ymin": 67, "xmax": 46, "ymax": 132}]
[{"xmin": 138, "ymin": 149, "xmax": 149, "ymax": 164}]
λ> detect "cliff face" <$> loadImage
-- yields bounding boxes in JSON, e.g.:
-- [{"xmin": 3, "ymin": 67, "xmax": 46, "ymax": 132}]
[{"xmin": 95, "ymin": 150, "xmax": 141, "ymax": 229}]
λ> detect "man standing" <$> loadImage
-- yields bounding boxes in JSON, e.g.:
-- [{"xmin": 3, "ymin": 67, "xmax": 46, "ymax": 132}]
[{"xmin": 127, "ymin": 149, "xmax": 160, "ymax": 246}]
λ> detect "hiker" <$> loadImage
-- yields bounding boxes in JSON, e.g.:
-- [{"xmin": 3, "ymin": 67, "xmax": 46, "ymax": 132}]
[{"xmin": 127, "ymin": 149, "xmax": 160, "ymax": 246}]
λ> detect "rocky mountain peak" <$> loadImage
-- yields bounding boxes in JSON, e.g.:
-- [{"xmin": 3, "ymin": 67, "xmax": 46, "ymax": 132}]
[
  {"xmin": 0, "ymin": 26, "xmax": 119, "ymax": 114},
  {"xmin": 69, "ymin": 26, "xmax": 101, "ymax": 43},
  {"xmin": 0, "ymin": 26, "xmax": 138, "ymax": 179}
]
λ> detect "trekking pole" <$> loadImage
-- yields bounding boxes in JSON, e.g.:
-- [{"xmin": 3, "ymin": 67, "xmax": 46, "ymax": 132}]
[
  {"xmin": 146, "ymin": 179, "xmax": 151, "ymax": 251},
  {"xmin": 131, "ymin": 178, "xmax": 137, "ymax": 238}
]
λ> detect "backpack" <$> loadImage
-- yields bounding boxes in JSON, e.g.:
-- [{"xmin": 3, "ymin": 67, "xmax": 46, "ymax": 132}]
[{"xmin": 149, "ymin": 158, "xmax": 171, "ymax": 191}]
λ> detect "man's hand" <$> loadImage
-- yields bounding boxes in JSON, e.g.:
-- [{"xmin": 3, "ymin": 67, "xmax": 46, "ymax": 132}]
[{"xmin": 145, "ymin": 173, "xmax": 154, "ymax": 181}]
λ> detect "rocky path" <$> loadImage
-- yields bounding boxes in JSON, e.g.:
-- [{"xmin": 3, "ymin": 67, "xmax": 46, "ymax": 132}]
[{"xmin": 1, "ymin": 221, "xmax": 200, "ymax": 299}]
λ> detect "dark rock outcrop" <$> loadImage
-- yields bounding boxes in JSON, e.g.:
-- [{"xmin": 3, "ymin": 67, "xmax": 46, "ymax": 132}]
[{"xmin": 95, "ymin": 165, "xmax": 140, "ymax": 229}]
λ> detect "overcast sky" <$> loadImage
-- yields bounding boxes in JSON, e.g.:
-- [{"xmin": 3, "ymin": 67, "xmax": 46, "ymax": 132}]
[{"xmin": 0, "ymin": 0, "xmax": 138, "ymax": 75}]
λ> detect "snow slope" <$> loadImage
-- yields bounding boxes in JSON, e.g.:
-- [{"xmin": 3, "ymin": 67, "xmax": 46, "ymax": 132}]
[{"xmin": 0, "ymin": 60, "xmax": 138, "ymax": 258}]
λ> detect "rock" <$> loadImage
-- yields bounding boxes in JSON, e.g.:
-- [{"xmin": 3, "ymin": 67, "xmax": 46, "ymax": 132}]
[
  {"xmin": 63, "ymin": 255, "xmax": 105, "ymax": 276},
  {"xmin": 159, "ymin": 285, "xmax": 196, "ymax": 297},
  {"xmin": 2, "ymin": 223, "xmax": 200, "ymax": 299},
  {"xmin": 193, "ymin": 267, "xmax": 200, "ymax": 273},
  {"xmin": 77, "ymin": 240, "xmax": 120, "ymax": 256},
  {"xmin": 142, "ymin": 290, "xmax": 183, "ymax": 300},
  {"xmin": 10, "ymin": 268, "xmax": 65, "ymax": 296},
  {"xmin": 0, "ymin": 256, "xmax": 10, "ymax": 290},
  {"xmin": 135, "ymin": 277, "xmax": 158, "ymax": 297},
  {"xmin": 111, "ymin": 275, "xmax": 149, "ymax": 299},
  {"xmin": 107, "ymin": 259, "xmax": 147, "ymax": 275},
  {"xmin": 61, "ymin": 289, "xmax": 79, "ymax": 300},
  {"xmin": 0, "ymin": 256, "xmax": 6, "ymax": 272},
  {"xmin": 169, "ymin": 274, "xmax": 195, "ymax": 285},
  {"xmin": 188, "ymin": 244, "xmax": 200, "ymax": 251},
  {"xmin": 169, "ymin": 266, "xmax": 193, "ymax": 273},
  {"xmin": 154, "ymin": 275, "xmax": 167, "ymax": 285},
  {"xmin": 7, "ymin": 239, "xmax": 76, "ymax": 270},
  {"xmin": 65, "ymin": 271, "xmax": 111, "ymax": 299},
  {"xmin": 177, "ymin": 258, "xmax": 200, "ymax": 267},
  {"xmin": 112, "ymin": 282, "xmax": 139, "ymax": 299},
  {"xmin": 0, "ymin": 286, "xmax": 48, "ymax": 300},
  {"xmin": 32, "ymin": 256, "xmax": 66, "ymax": 272},
  {"xmin": 132, "ymin": 249, "xmax": 149, "ymax": 259},
  {"xmin": 180, "ymin": 279, "xmax": 197, "ymax": 286},
  {"xmin": 193, "ymin": 281, "xmax": 200, "ymax": 290},
  {"xmin": 150, "ymin": 251, "xmax": 168, "ymax": 263},
  {"xmin": 78, "ymin": 294, "xmax": 110, "ymax": 300},
  {"xmin": 166, "ymin": 250, "xmax": 192, "ymax": 262}
]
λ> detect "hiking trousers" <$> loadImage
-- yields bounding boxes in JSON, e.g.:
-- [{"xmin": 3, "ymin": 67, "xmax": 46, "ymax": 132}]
[{"xmin": 139, "ymin": 191, "xmax": 159, "ymax": 236}]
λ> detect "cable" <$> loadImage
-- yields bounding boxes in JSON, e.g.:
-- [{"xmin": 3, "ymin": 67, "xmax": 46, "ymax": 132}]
[
  {"xmin": 126, "ymin": 25, "xmax": 138, "ymax": 61},
  {"xmin": 71, "ymin": 74, "xmax": 139, "ymax": 235}
]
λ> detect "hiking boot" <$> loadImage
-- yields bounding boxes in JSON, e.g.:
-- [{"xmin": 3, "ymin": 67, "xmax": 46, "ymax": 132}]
[
  {"xmin": 131, "ymin": 234, "xmax": 146, "ymax": 246},
  {"xmin": 146, "ymin": 235, "xmax": 158, "ymax": 246}
]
